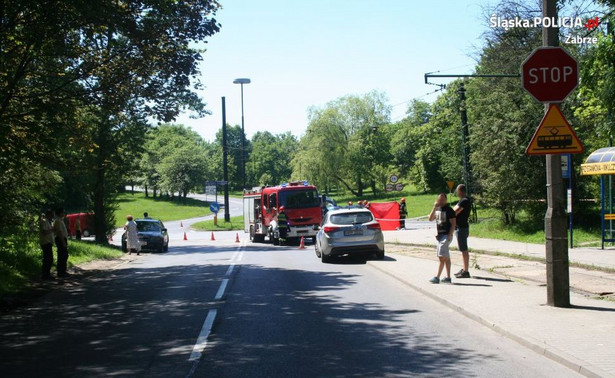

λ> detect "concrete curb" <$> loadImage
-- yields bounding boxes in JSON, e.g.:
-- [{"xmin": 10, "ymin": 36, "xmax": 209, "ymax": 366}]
[{"xmin": 367, "ymin": 260, "xmax": 611, "ymax": 378}]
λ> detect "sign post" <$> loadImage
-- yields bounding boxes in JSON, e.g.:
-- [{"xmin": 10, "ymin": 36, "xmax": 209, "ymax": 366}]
[{"xmin": 521, "ymin": 0, "xmax": 577, "ymax": 307}]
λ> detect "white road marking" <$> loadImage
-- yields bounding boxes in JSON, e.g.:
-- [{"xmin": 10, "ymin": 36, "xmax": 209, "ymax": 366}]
[
  {"xmin": 188, "ymin": 309, "xmax": 217, "ymax": 361},
  {"xmin": 225, "ymin": 264, "xmax": 235, "ymax": 276},
  {"xmin": 214, "ymin": 278, "xmax": 229, "ymax": 300}
]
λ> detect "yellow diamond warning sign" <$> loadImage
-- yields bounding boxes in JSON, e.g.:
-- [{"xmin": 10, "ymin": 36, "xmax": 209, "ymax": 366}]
[{"xmin": 526, "ymin": 104, "xmax": 584, "ymax": 155}]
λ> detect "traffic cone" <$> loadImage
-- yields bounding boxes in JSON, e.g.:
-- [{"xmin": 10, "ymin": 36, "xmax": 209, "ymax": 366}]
[
  {"xmin": 180, "ymin": 221, "xmax": 183, "ymax": 228},
  {"xmin": 235, "ymin": 233, "xmax": 240, "ymax": 243},
  {"xmin": 298, "ymin": 237, "xmax": 306, "ymax": 249},
  {"xmin": 211, "ymin": 232, "xmax": 216, "ymax": 241},
  {"xmin": 183, "ymin": 232, "xmax": 188, "ymax": 241}
]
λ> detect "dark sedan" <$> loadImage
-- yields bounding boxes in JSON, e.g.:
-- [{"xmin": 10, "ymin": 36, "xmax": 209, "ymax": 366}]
[{"xmin": 122, "ymin": 218, "xmax": 169, "ymax": 253}]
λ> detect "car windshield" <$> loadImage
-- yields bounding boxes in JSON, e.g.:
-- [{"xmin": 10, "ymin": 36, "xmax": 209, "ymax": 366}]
[
  {"xmin": 279, "ymin": 189, "xmax": 320, "ymax": 209},
  {"xmin": 330, "ymin": 212, "xmax": 374, "ymax": 225},
  {"xmin": 137, "ymin": 221, "xmax": 161, "ymax": 232}
]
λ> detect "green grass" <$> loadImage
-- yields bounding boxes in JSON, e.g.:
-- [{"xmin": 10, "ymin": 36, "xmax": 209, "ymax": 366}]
[
  {"xmin": 192, "ymin": 215, "xmax": 244, "ymax": 231},
  {"xmin": 327, "ymin": 185, "xmax": 603, "ymax": 246},
  {"xmin": 0, "ymin": 238, "xmax": 122, "ymax": 298},
  {"xmin": 115, "ymin": 192, "xmax": 211, "ymax": 227},
  {"xmin": 470, "ymin": 209, "xmax": 602, "ymax": 247}
]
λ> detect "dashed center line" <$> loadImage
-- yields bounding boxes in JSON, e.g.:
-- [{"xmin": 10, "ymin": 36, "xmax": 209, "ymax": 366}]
[
  {"xmin": 214, "ymin": 278, "xmax": 229, "ymax": 300},
  {"xmin": 187, "ymin": 241, "xmax": 246, "ymax": 372},
  {"xmin": 188, "ymin": 308, "xmax": 217, "ymax": 362}
]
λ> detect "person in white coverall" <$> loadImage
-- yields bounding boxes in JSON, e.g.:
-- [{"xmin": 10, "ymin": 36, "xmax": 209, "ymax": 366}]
[{"xmin": 124, "ymin": 215, "xmax": 141, "ymax": 255}]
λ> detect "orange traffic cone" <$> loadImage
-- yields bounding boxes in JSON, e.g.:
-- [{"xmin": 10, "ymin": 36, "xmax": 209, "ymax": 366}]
[
  {"xmin": 298, "ymin": 236, "xmax": 306, "ymax": 249},
  {"xmin": 183, "ymin": 232, "xmax": 188, "ymax": 241},
  {"xmin": 180, "ymin": 221, "xmax": 183, "ymax": 228},
  {"xmin": 210, "ymin": 232, "xmax": 216, "ymax": 241},
  {"xmin": 235, "ymin": 233, "xmax": 240, "ymax": 243}
]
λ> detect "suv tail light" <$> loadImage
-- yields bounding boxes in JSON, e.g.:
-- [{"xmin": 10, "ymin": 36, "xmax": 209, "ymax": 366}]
[
  {"xmin": 367, "ymin": 223, "xmax": 381, "ymax": 230},
  {"xmin": 323, "ymin": 226, "xmax": 340, "ymax": 234}
]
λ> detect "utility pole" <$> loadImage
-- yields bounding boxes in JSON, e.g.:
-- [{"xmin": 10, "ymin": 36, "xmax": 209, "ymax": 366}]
[
  {"xmin": 543, "ymin": 0, "xmax": 570, "ymax": 307},
  {"xmin": 222, "ymin": 97, "xmax": 230, "ymax": 222},
  {"xmin": 458, "ymin": 83, "xmax": 471, "ymax": 196}
]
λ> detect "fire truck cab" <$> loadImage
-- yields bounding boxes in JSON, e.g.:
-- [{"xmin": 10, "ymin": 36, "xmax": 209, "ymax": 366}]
[{"xmin": 244, "ymin": 181, "xmax": 322, "ymax": 244}]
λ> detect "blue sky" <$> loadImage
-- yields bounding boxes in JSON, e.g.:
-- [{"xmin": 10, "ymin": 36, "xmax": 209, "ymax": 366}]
[{"xmin": 176, "ymin": 0, "xmax": 495, "ymax": 141}]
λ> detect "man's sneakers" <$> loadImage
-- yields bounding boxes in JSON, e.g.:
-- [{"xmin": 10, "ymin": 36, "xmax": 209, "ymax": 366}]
[
  {"xmin": 429, "ymin": 277, "xmax": 452, "ymax": 284},
  {"xmin": 454, "ymin": 269, "xmax": 471, "ymax": 279}
]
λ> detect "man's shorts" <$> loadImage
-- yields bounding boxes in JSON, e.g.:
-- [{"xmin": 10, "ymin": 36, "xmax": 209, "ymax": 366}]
[
  {"xmin": 436, "ymin": 234, "xmax": 451, "ymax": 258},
  {"xmin": 456, "ymin": 227, "xmax": 469, "ymax": 251}
]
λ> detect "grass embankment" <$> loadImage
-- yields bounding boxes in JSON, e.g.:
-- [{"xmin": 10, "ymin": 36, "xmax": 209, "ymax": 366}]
[
  {"xmin": 0, "ymin": 240, "xmax": 122, "ymax": 298},
  {"xmin": 115, "ymin": 192, "xmax": 211, "ymax": 227},
  {"xmin": 329, "ymin": 186, "xmax": 602, "ymax": 247},
  {"xmin": 192, "ymin": 215, "xmax": 244, "ymax": 231}
]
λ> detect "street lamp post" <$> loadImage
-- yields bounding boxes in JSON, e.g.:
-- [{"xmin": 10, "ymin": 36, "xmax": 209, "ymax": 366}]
[{"xmin": 233, "ymin": 78, "xmax": 251, "ymax": 190}]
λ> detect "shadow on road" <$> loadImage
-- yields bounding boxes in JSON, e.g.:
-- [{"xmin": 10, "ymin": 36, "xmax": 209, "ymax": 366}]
[{"xmin": 198, "ymin": 263, "xmax": 498, "ymax": 377}]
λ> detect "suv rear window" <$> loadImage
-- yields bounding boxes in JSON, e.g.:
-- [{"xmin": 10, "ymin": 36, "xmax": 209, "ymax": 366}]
[
  {"xmin": 330, "ymin": 212, "xmax": 374, "ymax": 225},
  {"xmin": 137, "ymin": 221, "xmax": 161, "ymax": 232}
]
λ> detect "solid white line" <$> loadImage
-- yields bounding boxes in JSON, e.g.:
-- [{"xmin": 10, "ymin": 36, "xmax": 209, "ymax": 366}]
[
  {"xmin": 225, "ymin": 264, "xmax": 235, "ymax": 276},
  {"xmin": 214, "ymin": 278, "xmax": 229, "ymax": 301},
  {"xmin": 230, "ymin": 250, "xmax": 239, "ymax": 261},
  {"xmin": 235, "ymin": 251, "xmax": 244, "ymax": 262},
  {"xmin": 188, "ymin": 309, "xmax": 217, "ymax": 361}
]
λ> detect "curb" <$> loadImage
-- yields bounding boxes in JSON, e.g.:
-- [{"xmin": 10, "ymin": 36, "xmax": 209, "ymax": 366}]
[
  {"xmin": 367, "ymin": 260, "xmax": 610, "ymax": 378},
  {"xmin": 385, "ymin": 241, "xmax": 615, "ymax": 274}
]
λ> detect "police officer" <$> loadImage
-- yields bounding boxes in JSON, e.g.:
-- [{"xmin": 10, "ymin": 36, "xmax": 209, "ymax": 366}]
[{"xmin": 399, "ymin": 198, "xmax": 407, "ymax": 230}]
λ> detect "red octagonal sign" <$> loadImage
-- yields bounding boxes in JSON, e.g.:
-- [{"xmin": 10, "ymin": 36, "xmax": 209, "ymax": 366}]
[{"xmin": 521, "ymin": 47, "xmax": 578, "ymax": 103}]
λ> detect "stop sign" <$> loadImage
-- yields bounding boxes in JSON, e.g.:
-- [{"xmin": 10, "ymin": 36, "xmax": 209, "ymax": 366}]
[{"xmin": 521, "ymin": 47, "xmax": 578, "ymax": 103}]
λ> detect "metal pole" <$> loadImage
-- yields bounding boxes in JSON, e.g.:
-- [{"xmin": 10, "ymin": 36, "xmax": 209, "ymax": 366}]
[
  {"xmin": 222, "ymin": 97, "xmax": 231, "ymax": 222},
  {"xmin": 240, "ymin": 83, "xmax": 246, "ymax": 190},
  {"xmin": 543, "ymin": 0, "xmax": 570, "ymax": 307},
  {"xmin": 458, "ymin": 83, "xmax": 471, "ymax": 196},
  {"xmin": 569, "ymin": 155, "xmax": 573, "ymax": 249}
]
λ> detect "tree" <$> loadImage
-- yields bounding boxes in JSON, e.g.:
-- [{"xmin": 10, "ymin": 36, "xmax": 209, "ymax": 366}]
[
  {"xmin": 248, "ymin": 131, "xmax": 297, "ymax": 186},
  {"xmin": 292, "ymin": 91, "xmax": 391, "ymax": 196}
]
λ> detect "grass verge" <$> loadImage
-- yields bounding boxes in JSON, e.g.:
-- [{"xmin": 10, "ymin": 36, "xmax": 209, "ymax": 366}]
[
  {"xmin": 192, "ymin": 215, "xmax": 244, "ymax": 231},
  {"xmin": 0, "ymin": 239, "xmax": 122, "ymax": 299},
  {"xmin": 115, "ymin": 192, "xmax": 211, "ymax": 227}
]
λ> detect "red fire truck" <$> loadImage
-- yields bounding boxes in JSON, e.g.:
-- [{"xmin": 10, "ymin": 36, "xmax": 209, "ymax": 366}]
[{"xmin": 244, "ymin": 181, "xmax": 322, "ymax": 244}]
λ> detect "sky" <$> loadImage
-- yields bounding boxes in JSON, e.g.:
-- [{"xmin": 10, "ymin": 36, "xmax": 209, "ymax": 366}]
[{"xmin": 175, "ymin": 0, "xmax": 496, "ymax": 142}]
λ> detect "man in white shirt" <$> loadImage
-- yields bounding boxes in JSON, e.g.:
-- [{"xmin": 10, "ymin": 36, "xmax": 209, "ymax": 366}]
[
  {"xmin": 53, "ymin": 208, "xmax": 70, "ymax": 278},
  {"xmin": 39, "ymin": 210, "xmax": 55, "ymax": 280}
]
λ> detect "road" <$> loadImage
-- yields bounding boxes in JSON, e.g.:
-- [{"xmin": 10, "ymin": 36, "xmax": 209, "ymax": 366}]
[{"xmin": 0, "ymin": 216, "xmax": 580, "ymax": 377}]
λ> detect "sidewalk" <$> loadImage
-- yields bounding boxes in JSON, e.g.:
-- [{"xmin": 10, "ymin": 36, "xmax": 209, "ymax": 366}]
[
  {"xmin": 384, "ymin": 223, "xmax": 615, "ymax": 270},
  {"xmin": 368, "ymin": 253, "xmax": 615, "ymax": 377}
]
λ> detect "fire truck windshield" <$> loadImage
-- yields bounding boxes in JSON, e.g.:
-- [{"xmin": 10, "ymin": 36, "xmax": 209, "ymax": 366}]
[{"xmin": 279, "ymin": 189, "xmax": 319, "ymax": 209}]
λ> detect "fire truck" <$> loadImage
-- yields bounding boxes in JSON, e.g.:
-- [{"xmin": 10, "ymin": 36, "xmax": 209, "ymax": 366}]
[{"xmin": 244, "ymin": 181, "xmax": 322, "ymax": 244}]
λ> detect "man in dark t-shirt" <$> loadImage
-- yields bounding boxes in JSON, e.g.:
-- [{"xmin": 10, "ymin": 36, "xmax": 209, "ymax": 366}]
[
  {"xmin": 453, "ymin": 184, "xmax": 472, "ymax": 278},
  {"xmin": 428, "ymin": 193, "xmax": 456, "ymax": 284}
]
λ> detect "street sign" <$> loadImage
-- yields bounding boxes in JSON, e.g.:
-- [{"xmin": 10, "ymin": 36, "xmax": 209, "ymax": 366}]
[
  {"xmin": 389, "ymin": 174, "xmax": 399, "ymax": 183},
  {"xmin": 446, "ymin": 181, "xmax": 455, "ymax": 192},
  {"xmin": 526, "ymin": 104, "xmax": 584, "ymax": 155},
  {"xmin": 385, "ymin": 184, "xmax": 394, "ymax": 192},
  {"xmin": 521, "ymin": 47, "xmax": 578, "ymax": 103},
  {"xmin": 561, "ymin": 154, "xmax": 571, "ymax": 179},
  {"xmin": 209, "ymin": 202, "xmax": 220, "ymax": 214},
  {"xmin": 395, "ymin": 183, "xmax": 404, "ymax": 191}
]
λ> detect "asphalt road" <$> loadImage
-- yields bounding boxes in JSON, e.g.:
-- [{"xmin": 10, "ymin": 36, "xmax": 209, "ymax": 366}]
[{"xmin": 1, "ymin": 218, "xmax": 580, "ymax": 377}]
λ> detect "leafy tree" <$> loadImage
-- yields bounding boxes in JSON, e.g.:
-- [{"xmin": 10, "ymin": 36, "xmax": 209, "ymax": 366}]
[
  {"xmin": 248, "ymin": 131, "xmax": 297, "ymax": 186},
  {"xmin": 292, "ymin": 91, "xmax": 391, "ymax": 196}
]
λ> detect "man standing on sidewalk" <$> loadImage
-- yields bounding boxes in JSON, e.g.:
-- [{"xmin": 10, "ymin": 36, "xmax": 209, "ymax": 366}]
[
  {"xmin": 428, "ymin": 193, "xmax": 456, "ymax": 284},
  {"xmin": 39, "ymin": 210, "xmax": 55, "ymax": 280},
  {"xmin": 454, "ymin": 184, "xmax": 472, "ymax": 279},
  {"xmin": 53, "ymin": 208, "xmax": 70, "ymax": 278}
]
